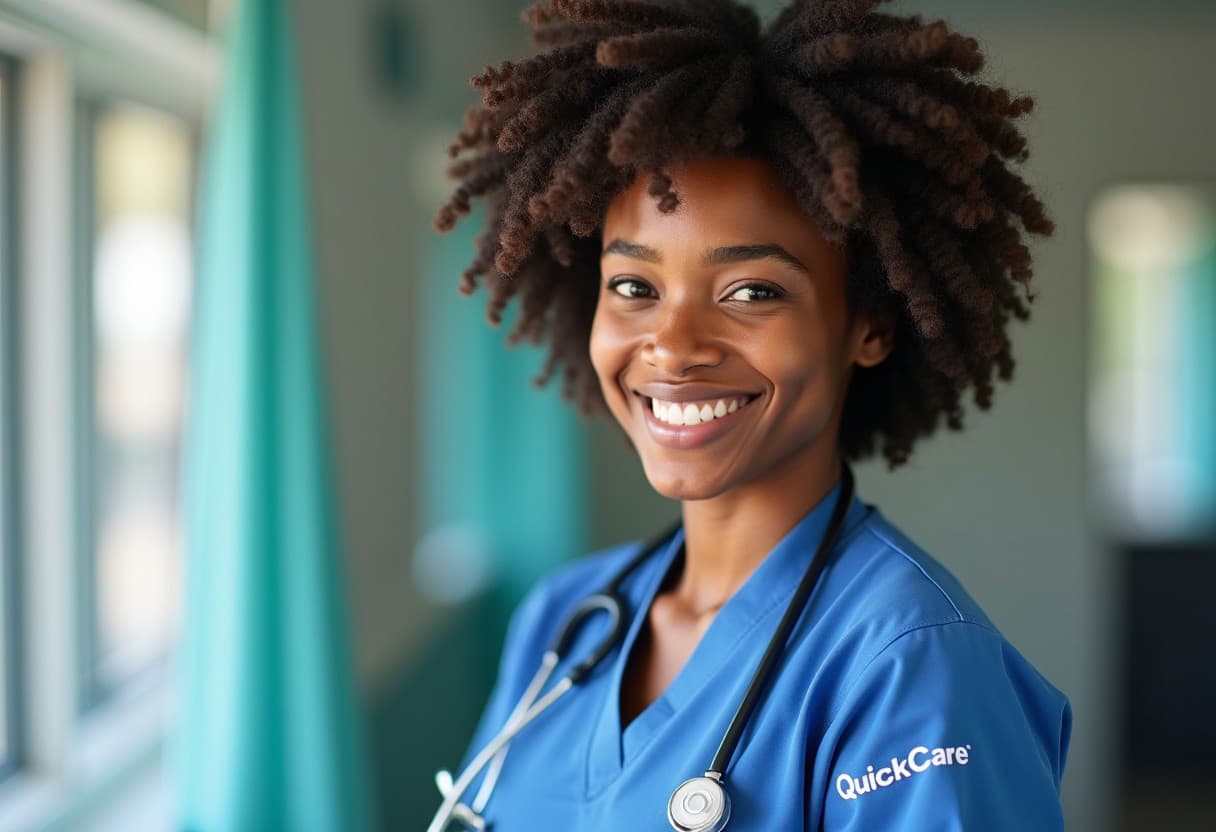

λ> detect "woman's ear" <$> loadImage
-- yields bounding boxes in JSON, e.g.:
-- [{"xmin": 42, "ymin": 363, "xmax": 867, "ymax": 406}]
[{"xmin": 851, "ymin": 309, "xmax": 896, "ymax": 369}]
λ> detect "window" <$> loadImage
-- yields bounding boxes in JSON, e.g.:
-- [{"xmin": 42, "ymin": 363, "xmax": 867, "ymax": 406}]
[
  {"xmin": 76, "ymin": 101, "xmax": 197, "ymax": 709},
  {"xmin": 1087, "ymin": 185, "xmax": 1216, "ymax": 541},
  {"xmin": 0, "ymin": 3, "xmax": 215, "ymax": 827},
  {"xmin": 1088, "ymin": 184, "xmax": 1216, "ymax": 829},
  {"xmin": 0, "ymin": 54, "xmax": 20, "ymax": 780}
]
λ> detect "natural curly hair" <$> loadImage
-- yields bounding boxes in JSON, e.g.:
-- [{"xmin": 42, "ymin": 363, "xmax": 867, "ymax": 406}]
[{"xmin": 432, "ymin": 0, "xmax": 1052, "ymax": 470}]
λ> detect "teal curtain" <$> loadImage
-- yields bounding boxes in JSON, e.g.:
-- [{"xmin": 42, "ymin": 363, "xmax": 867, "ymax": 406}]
[
  {"xmin": 419, "ymin": 205, "xmax": 589, "ymax": 595},
  {"xmin": 168, "ymin": 0, "xmax": 376, "ymax": 830}
]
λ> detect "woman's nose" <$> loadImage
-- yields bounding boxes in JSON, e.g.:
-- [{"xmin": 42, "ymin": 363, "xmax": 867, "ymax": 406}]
[{"xmin": 641, "ymin": 303, "xmax": 725, "ymax": 376}]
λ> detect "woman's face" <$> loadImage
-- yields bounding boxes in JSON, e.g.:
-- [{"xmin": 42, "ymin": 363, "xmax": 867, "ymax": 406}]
[{"xmin": 590, "ymin": 155, "xmax": 891, "ymax": 502}]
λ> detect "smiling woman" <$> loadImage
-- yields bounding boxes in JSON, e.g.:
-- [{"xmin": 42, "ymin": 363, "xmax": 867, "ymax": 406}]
[
  {"xmin": 592, "ymin": 156, "xmax": 891, "ymax": 500},
  {"xmin": 429, "ymin": 2, "xmax": 1070, "ymax": 830}
]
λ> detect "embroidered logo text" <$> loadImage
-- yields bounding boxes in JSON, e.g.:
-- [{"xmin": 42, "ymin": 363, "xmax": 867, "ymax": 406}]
[{"xmin": 835, "ymin": 744, "xmax": 972, "ymax": 801}]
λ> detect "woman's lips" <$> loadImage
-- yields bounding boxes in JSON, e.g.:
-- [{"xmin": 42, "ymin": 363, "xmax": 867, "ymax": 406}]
[{"xmin": 637, "ymin": 392, "xmax": 760, "ymax": 450}]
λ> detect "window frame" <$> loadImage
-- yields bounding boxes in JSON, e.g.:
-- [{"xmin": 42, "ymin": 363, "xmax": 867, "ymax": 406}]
[
  {"xmin": 0, "ymin": 51, "xmax": 24, "ymax": 783},
  {"xmin": 137, "ymin": 0, "xmax": 211, "ymax": 31},
  {"xmin": 71, "ymin": 93, "xmax": 98, "ymax": 713}
]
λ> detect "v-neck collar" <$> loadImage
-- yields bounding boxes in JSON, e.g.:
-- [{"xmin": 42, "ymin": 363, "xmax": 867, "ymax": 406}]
[{"xmin": 585, "ymin": 475, "xmax": 872, "ymax": 795}]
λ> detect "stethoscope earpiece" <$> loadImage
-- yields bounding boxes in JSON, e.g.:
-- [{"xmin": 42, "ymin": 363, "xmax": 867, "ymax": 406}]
[{"xmin": 667, "ymin": 775, "xmax": 732, "ymax": 832}]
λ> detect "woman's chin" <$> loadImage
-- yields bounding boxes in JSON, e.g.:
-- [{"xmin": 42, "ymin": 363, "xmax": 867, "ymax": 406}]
[{"xmin": 640, "ymin": 462, "xmax": 734, "ymax": 503}]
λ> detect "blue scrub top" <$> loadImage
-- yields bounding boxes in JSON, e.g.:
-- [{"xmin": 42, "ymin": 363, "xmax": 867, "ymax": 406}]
[{"xmin": 455, "ymin": 478, "xmax": 1072, "ymax": 830}]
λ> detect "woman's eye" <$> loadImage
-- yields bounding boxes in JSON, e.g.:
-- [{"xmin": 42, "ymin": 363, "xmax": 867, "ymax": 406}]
[
  {"xmin": 607, "ymin": 278, "xmax": 654, "ymax": 299},
  {"xmin": 727, "ymin": 283, "xmax": 783, "ymax": 303}
]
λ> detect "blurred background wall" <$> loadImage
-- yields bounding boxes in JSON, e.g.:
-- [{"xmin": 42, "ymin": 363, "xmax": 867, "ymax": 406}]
[
  {"xmin": 292, "ymin": 1, "xmax": 1215, "ymax": 829},
  {"xmin": 0, "ymin": 0, "xmax": 1212, "ymax": 830}
]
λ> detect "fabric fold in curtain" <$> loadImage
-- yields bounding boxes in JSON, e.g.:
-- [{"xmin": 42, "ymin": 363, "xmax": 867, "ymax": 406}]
[{"xmin": 169, "ymin": 0, "xmax": 376, "ymax": 829}]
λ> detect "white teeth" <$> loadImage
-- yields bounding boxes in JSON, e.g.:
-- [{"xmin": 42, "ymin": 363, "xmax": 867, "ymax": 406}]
[{"xmin": 648, "ymin": 395, "xmax": 753, "ymax": 426}]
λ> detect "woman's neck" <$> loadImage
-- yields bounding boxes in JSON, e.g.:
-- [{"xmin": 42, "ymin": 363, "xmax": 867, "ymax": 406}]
[{"xmin": 672, "ymin": 445, "xmax": 843, "ymax": 616}]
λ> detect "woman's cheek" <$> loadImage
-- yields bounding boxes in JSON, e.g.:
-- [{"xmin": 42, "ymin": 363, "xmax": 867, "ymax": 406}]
[
  {"xmin": 766, "ymin": 332, "xmax": 833, "ymax": 422},
  {"xmin": 588, "ymin": 314, "xmax": 632, "ymax": 414}
]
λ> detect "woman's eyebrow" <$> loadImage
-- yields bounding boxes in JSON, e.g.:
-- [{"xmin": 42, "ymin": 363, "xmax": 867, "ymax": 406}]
[
  {"xmin": 705, "ymin": 243, "xmax": 811, "ymax": 276},
  {"xmin": 601, "ymin": 238, "xmax": 810, "ymax": 276},
  {"xmin": 601, "ymin": 237, "xmax": 662, "ymax": 263}
]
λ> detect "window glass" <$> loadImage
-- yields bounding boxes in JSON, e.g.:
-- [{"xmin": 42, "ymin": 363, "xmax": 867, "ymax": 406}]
[
  {"xmin": 83, "ymin": 102, "xmax": 194, "ymax": 704},
  {"xmin": 1087, "ymin": 185, "xmax": 1216, "ymax": 541}
]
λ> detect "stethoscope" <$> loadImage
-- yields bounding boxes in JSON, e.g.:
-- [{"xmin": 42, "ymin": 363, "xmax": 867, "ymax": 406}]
[{"xmin": 427, "ymin": 462, "xmax": 855, "ymax": 832}]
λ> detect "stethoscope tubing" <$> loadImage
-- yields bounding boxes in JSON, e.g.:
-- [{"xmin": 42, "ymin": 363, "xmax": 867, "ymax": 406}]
[
  {"xmin": 426, "ymin": 526, "xmax": 678, "ymax": 832},
  {"xmin": 427, "ymin": 463, "xmax": 854, "ymax": 831},
  {"xmin": 426, "ymin": 651, "xmax": 573, "ymax": 832},
  {"xmin": 706, "ymin": 462, "xmax": 854, "ymax": 777},
  {"xmin": 472, "ymin": 647, "xmax": 558, "ymax": 812}
]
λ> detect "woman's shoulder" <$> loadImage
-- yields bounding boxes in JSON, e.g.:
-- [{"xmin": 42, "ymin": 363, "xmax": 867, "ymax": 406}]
[
  {"xmin": 533, "ymin": 537, "xmax": 650, "ymax": 604},
  {"xmin": 821, "ymin": 504, "xmax": 1071, "ymax": 730},
  {"xmin": 829, "ymin": 504, "xmax": 1001, "ymax": 639},
  {"xmin": 496, "ymin": 536, "xmax": 658, "ymax": 663}
]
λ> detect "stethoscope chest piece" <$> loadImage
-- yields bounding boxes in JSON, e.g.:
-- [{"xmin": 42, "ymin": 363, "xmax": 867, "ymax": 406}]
[{"xmin": 667, "ymin": 775, "xmax": 731, "ymax": 832}]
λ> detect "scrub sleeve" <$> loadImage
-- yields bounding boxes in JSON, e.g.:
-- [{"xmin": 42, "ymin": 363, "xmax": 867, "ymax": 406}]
[{"xmin": 813, "ymin": 619, "xmax": 1072, "ymax": 831}]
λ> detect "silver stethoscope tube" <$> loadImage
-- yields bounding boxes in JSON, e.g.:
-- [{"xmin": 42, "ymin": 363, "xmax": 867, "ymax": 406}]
[
  {"xmin": 427, "ymin": 463, "xmax": 855, "ymax": 832},
  {"xmin": 471, "ymin": 644, "xmax": 556, "ymax": 811},
  {"xmin": 428, "ymin": 651, "xmax": 572, "ymax": 832}
]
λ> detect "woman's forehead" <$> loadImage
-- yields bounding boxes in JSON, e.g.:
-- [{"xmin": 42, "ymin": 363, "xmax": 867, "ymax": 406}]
[{"xmin": 601, "ymin": 155, "xmax": 835, "ymax": 263}]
